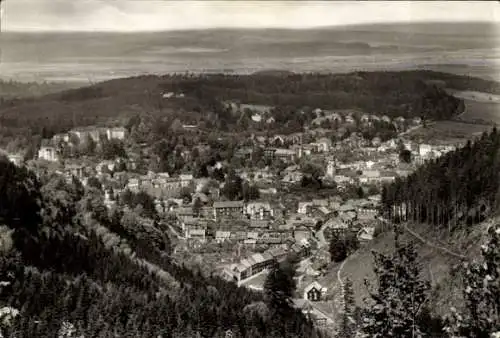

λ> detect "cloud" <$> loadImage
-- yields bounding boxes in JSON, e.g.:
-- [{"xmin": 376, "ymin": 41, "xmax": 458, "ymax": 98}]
[{"xmin": 3, "ymin": 0, "xmax": 499, "ymax": 32}]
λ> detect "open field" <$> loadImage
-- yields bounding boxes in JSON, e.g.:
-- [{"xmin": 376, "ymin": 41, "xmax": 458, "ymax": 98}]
[
  {"xmin": 405, "ymin": 120, "xmax": 494, "ymax": 144},
  {"xmin": 336, "ymin": 219, "xmax": 492, "ymax": 317},
  {"xmin": 446, "ymin": 89, "xmax": 500, "ymax": 124},
  {"xmin": 458, "ymin": 99, "xmax": 500, "ymax": 124}
]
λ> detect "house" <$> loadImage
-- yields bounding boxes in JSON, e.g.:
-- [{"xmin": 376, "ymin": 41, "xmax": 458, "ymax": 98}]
[
  {"xmin": 316, "ymin": 137, "xmax": 333, "ymax": 153},
  {"xmin": 213, "ymin": 201, "xmax": 245, "ymax": 220},
  {"xmin": 303, "ymin": 281, "xmax": 327, "ymax": 301},
  {"xmin": 358, "ymin": 226, "xmax": 375, "ymax": 242},
  {"xmin": 106, "ymin": 127, "xmax": 127, "ymax": 140},
  {"xmin": 215, "ymin": 230, "xmax": 231, "ymax": 243},
  {"xmin": 274, "ymin": 148, "xmax": 297, "ymax": 162},
  {"xmin": 96, "ymin": 160, "xmax": 116, "ymax": 174},
  {"xmin": 38, "ymin": 146, "xmax": 58, "ymax": 162},
  {"xmin": 359, "ymin": 170, "xmax": 381, "ymax": 184},
  {"xmin": 52, "ymin": 133, "xmax": 70, "ymax": 144},
  {"xmin": 70, "ymin": 127, "xmax": 102, "ymax": 143},
  {"xmin": 179, "ymin": 174, "xmax": 194, "ymax": 187},
  {"xmin": 251, "ymin": 114, "xmax": 262, "ymax": 123},
  {"xmin": 181, "ymin": 218, "xmax": 207, "ymax": 241},
  {"xmin": 293, "ymin": 226, "xmax": 312, "ymax": 243},
  {"xmin": 7, "ymin": 154, "xmax": 23, "ymax": 166},
  {"xmin": 419, "ymin": 144, "xmax": 432, "ymax": 157},
  {"xmin": 298, "ymin": 202, "xmax": 313, "ymax": 214},
  {"xmin": 250, "ymin": 219, "xmax": 270, "ymax": 229},
  {"xmin": 246, "ymin": 201, "xmax": 274, "ymax": 220},
  {"xmin": 360, "ymin": 114, "xmax": 371, "ymax": 123},
  {"xmin": 323, "ymin": 217, "xmax": 349, "ymax": 237},
  {"xmin": 65, "ymin": 164, "xmax": 85, "ymax": 179},
  {"xmin": 395, "ymin": 116, "xmax": 406, "ymax": 124},
  {"xmin": 344, "ymin": 115, "xmax": 355, "ymax": 124}
]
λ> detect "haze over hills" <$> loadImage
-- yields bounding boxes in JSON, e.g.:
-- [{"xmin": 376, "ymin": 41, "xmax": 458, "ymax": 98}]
[{"xmin": 0, "ymin": 21, "xmax": 498, "ymax": 83}]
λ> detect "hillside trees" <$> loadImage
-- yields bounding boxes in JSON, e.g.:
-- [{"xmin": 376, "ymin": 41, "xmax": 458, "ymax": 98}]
[
  {"xmin": 0, "ymin": 158, "xmax": 321, "ymax": 337},
  {"xmin": 329, "ymin": 232, "xmax": 360, "ymax": 262},
  {"xmin": 444, "ymin": 225, "xmax": 500, "ymax": 337},
  {"xmin": 381, "ymin": 128, "xmax": 500, "ymax": 229},
  {"xmin": 338, "ymin": 278, "xmax": 358, "ymax": 338},
  {"xmin": 0, "ymin": 158, "xmax": 42, "ymax": 236},
  {"xmin": 362, "ymin": 235, "xmax": 431, "ymax": 338},
  {"xmin": 264, "ymin": 256, "xmax": 298, "ymax": 315}
]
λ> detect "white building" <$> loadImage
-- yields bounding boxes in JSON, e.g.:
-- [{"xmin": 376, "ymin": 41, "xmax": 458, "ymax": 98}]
[
  {"xmin": 38, "ymin": 146, "xmax": 58, "ymax": 162},
  {"xmin": 419, "ymin": 144, "xmax": 432, "ymax": 157},
  {"xmin": 7, "ymin": 154, "xmax": 23, "ymax": 166},
  {"xmin": 326, "ymin": 160, "xmax": 336, "ymax": 178},
  {"xmin": 106, "ymin": 127, "xmax": 127, "ymax": 140}
]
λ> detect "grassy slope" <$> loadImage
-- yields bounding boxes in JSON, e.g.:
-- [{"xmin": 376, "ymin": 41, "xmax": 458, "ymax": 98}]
[{"xmin": 319, "ymin": 216, "xmax": 497, "ymax": 318}]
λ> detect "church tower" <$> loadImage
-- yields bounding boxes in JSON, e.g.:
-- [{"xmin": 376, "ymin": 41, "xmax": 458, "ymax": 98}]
[{"xmin": 326, "ymin": 159, "xmax": 336, "ymax": 178}]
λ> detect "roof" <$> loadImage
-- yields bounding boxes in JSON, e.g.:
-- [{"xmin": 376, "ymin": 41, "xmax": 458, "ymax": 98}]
[
  {"xmin": 268, "ymin": 247, "xmax": 287, "ymax": 258},
  {"xmin": 213, "ymin": 201, "xmax": 244, "ymax": 208},
  {"xmin": 108, "ymin": 127, "xmax": 127, "ymax": 132},
  {"xmin": 250, "ymin": 220, "xmax": 270, "ymax": 228},
  {"xmin": 275, "ymin": 148, "xmax": 295, "ymax": 155},
  {"xmin": 339, "ymin": 204, "xmax": 355, "ymax": 212},
  {"xmin": 304, "ymin": 281, "xmax": 326, "ymax": 293},
  {"xmin": 251, "ymin": 253, "xmax": 265, "ymax": 264},
  {"xmin": 261, "ymin": 252, "xmax": 273, "ymax": 261},
  {"xmin": 240, "ymin": 259, "xmax": 252, "ymax": 269},
  {"xmin": 359, "ymin": 227, "xmax": 375, "ymax": 241}
]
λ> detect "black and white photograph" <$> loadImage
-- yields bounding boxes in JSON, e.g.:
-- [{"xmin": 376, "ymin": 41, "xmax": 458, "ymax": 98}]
[{"xmin": 0, "ymin": 1, "xmax": 499, "ymax": 337}]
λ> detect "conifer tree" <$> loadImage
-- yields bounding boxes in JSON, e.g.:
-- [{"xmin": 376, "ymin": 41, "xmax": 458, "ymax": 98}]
[
  {"xmin": 444, "ymin": 225, "xmax": 500, "ymax": 337},
  {"xmin": 361, "ymin": 234, "xmax": 430, "ymax": 337},
  {"xmin": 263, "ymin": 256, "xmax": 297, "ymax": 317},
  {"xmin": 338, "ymin": 278, "xmax": 357, "ymax": 338}
]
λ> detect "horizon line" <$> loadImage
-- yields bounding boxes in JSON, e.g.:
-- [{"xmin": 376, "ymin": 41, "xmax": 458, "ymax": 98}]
[{"xmin": 3, "ymin": 19, "xmax": 498, "ymax": 34}]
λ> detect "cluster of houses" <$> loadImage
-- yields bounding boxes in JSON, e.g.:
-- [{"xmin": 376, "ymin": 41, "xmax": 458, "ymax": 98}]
[
  {"xmin": 310, "ymin": 109, "xmax": 421, "ymax": 129},
  {"xmin": 37, "ymin": 126, "xmax": 128, "ymax": 162}
]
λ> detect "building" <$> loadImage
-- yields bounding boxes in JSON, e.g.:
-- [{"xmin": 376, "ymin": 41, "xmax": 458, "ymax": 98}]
[
  {"xmin": 359, "ymin": 170, "xmax": 381, "ymax": 184},
  {"xmin": 419, "ymin": 144, "xmax": 433, "ymax": 158},
  {"xmin": 70, "ymin": 127, "xmax": 102, "ymax": 143},
  {"xmin": 185, "ymin": 226, "xmax": 207, "ymax": 242},
  {"xmin": 274, "ymin": 148, "xmax": 297, "ymax": 162},
  {"xmin": 221, "ymin": 247, "xmax": 288, "ymax": 285},
  {"xmin": 7, "ymin": 154, "xmax": 23, "ymax": 166},
  {"xmin": 215, "ymin": 230, "xmax": 231, "ymax": 243},
  {"xmin": 326, "ymin": 160, "xmax": 336, "ymax": 178},
  {"xmin": 106, "ymin": 127, "xmax": 127, "ymax": 140},
  {"xmin": 303, "ymin": 281, "xmax": 327, "ymax": 302},
  {"xmin": 298, "ymin": 202, "xmax": 313, "ymax": 214},
  {"xmin": 179, "ymin": 174, "xmax": 194, "ymax": 188},
  {"xmin": 246, "ymin": 201, "xmax": 274, "ymax": 220},
  {"xmin": 37, "ymin": 146, "xmax": 58, "ymax": 162},
  {"xmin": 65, "ymin": 164, "xmax": 85, "ymax": 179},
  {"xmin": 213, "ymin": 201, "xmax": 244, "ymax": 220}
]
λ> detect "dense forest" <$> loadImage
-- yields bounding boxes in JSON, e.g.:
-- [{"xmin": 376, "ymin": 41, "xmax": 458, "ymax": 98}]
[
  {"xmin": 0, "ymin": 157, "xmax": 321, "ymax": 337},
  {"xmin": 167, "ymin": 71, "xmax": 464, "ymax": 120},
  {"xmin": 0, "ymin": 70, "xmax": 493, "ymax": 150},
  {"xmin": 0, "ymin": 80, "xmax": 73, "ymax": 100},
  {"xmin": 381, "ymin": 127, "xmax": 500, "ymax": 227}
]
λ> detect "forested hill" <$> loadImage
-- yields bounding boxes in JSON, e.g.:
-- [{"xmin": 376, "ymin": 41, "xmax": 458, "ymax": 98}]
[
  {"xmin": 381, "ymin": 127, "xmax": 500, "ymax": 227},
  {"xmin": 0, "ymin": 157, "xmax": 321, "ymax": 337},
  {"xmin": 0, "ymin": 70, "xmax": 496, "ymax": 145},
  {"xmin": 0, "ymin": 80, "xmax": 75, "ymax": 100}
]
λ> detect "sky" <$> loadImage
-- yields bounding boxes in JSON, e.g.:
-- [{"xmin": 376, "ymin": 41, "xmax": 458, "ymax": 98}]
[{"xmin": 1, "ymin": 0, "xmax": 499, "ymax": 32}]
